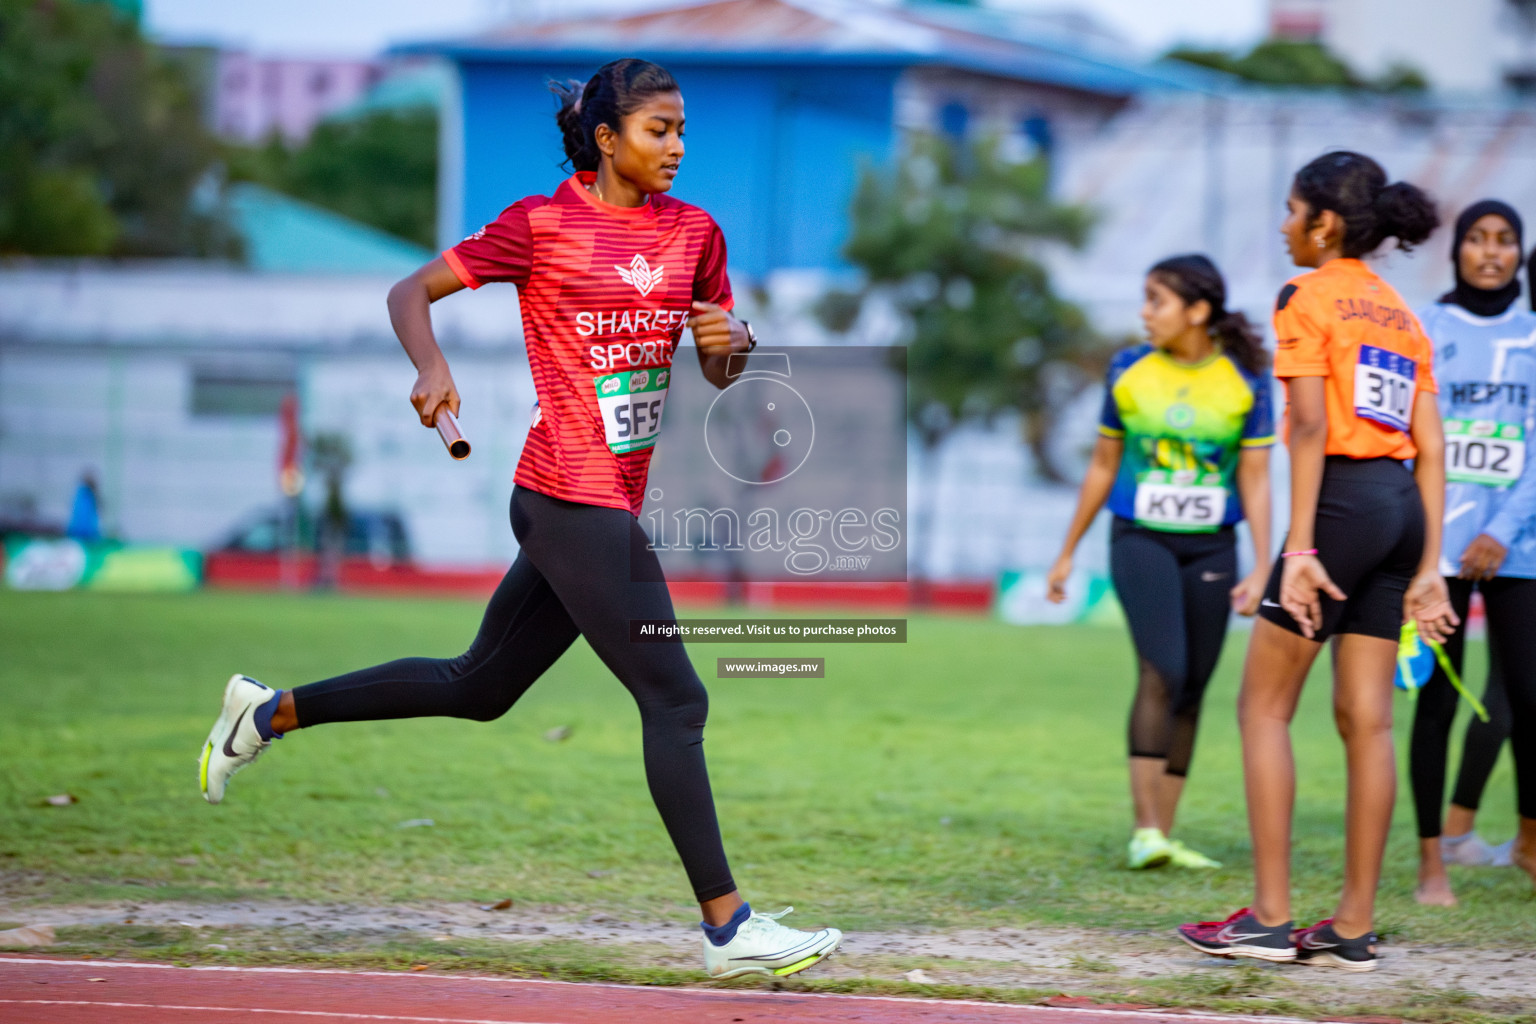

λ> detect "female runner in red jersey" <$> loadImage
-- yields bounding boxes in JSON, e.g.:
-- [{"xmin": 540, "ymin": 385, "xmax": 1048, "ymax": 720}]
[{"xmin": 197, "ymin": 58, "xmax": 842, "ymax": 980}]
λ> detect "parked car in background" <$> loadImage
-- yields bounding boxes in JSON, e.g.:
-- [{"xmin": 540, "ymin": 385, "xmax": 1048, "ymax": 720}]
[{"xmin": 214, "ymin": 505, "xmax": 411, "ymax": 567}]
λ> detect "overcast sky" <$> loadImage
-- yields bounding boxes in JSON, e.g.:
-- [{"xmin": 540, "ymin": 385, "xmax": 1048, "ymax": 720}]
[{"xmin": 143, "ymin": 0, "xmax": 1267, "ymax": 58}]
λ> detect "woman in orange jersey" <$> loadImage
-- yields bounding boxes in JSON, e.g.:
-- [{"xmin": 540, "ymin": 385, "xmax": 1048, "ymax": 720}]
[{"xmin": 1178, "ymin": 152, "xmax": 1458, "ymax": 972}]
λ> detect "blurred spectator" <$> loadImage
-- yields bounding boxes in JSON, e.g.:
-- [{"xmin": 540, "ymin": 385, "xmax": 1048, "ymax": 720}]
[{"xmin": 66, "ymin": 473, "xmax": 102, "ymax": 541}]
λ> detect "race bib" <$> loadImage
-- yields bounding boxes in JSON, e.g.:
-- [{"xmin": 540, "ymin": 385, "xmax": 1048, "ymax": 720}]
[
  {"xmin": 595, "ymin": 368, "xmax": 669, "ymax": 454},
  {"xmin": 1134, "ymin": 470, "xmax": 1227, "ymax": 532},
  {"xmin": 1354, "ymin": 344, "xmax": 1416, "ymax": 431},
  {"xmin": 1444, "ymin": 418, "xmax": 1526, "ymax": 488}
]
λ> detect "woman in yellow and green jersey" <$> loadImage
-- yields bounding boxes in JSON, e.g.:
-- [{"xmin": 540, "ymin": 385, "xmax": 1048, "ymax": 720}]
[{"xmin": 1049, "ymin": 254, "xmax": 1275, "ymax": 871}]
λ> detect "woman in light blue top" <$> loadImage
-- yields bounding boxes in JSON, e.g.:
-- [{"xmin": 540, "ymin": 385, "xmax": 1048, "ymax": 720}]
[{"xmin": 1410, "ymin": 199, "xmax": 1536, "ymax": 905}]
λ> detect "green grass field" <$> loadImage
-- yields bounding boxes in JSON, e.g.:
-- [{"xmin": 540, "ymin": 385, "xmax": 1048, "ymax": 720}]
[{"xmin": 1, "ymin": 588, "xmax": 1527, "ymax": 944}]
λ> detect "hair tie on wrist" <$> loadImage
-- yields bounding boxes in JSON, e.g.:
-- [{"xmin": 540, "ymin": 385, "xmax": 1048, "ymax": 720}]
[{"xmin": 1281, "ymin": 548, "xmax": 1319, "ymax": 558}]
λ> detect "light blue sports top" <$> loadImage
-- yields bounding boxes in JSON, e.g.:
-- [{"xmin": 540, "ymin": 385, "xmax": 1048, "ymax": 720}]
[{"xmin": 1420, "ymin": 302, "xmax": 1536, "ymax": 579}]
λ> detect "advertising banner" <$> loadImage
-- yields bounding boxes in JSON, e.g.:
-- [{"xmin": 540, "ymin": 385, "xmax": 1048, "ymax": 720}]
[{"xmin": 3, "ymin": 537, "xmax": 203, "ymax": 593}]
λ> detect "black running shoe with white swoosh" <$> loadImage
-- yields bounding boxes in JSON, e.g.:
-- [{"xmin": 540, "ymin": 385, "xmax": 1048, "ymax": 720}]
[
  {"xmin": 1293, "ymin": 919, "xmax": 1377, "ymax": 972},
  {"xmin": 1177, "ymin": 907, "xmax": 1296, "ymax": 961}
]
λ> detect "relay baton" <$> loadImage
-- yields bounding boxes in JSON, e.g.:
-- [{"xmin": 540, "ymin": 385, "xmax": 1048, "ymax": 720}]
[{"xmin": 434, "ymin": 404, "xmax": 471, "ymax": 460}]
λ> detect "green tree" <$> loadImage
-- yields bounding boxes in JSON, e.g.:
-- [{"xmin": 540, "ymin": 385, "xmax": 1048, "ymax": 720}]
[
  {"xmin": 1167, "ymin": 39, "xmax": 1428, "ymax": 93},
  {"xmin": 821, "ymin": 135, "xmax": 1100, "ymax": 484},
  {"xmin": 226, "ymin": 109, "xmax": 438, "ymax": 249},
  {"xmin": 0, "ymin": 0, "xmax": 234, "ymax": 256}
]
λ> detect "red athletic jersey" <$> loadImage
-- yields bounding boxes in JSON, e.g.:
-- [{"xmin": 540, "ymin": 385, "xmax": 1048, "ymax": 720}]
[{"xmin": 444, "ymin": 171, "xmax": 734, "ymax": 514}]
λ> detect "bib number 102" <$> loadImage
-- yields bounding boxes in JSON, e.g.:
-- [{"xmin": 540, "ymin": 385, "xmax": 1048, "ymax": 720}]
[
  {"xmin": 1354, "ymin": 344, "xmax": 1416, "ymax": 432},
  {"xmin": 1444, "ymin": 418, "xmax": 1525, "ymax": 487},
  {"xmin": 595, "ymin": 369, "xmax": 670, "ymax": 455}
]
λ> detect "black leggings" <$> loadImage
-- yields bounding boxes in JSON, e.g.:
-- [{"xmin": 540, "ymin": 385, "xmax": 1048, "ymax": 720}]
[
  {"xmin": 1109, "ymin": 519, "xmax": 1237, "ymax": 778},
  {"xmin": 1409, "ymin": 575, "xmax": 1536, "ymax": 836},
  {"xmin": 291, "ymin": 486, "xmax": 736, "ymax": 902},
  {"xmin": 1451, "ymin": 643, "xmax": 1511, "ymax": 812}
]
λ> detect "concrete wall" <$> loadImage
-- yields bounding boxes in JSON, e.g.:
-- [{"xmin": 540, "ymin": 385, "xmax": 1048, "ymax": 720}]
[
  {"xmin": 1270, "ymin": 0, "xmax": 1536, "ymax": 94},
  {"xmin": 1046, "ymin": 92, "xmax": 1536, "ymax": 339},
  {"xmin": 0, "ymin": 267, "xmax": 531, "ymax": 567}
]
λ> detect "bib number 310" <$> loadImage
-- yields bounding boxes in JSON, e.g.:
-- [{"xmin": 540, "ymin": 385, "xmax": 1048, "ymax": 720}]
[
  {"xmin": 1354, "ymin": 344, "xmax": 1416, "ymax": 432},
  {"xmin": 595, "ymin": 369, "xmax": 670, "ymax": 455}
]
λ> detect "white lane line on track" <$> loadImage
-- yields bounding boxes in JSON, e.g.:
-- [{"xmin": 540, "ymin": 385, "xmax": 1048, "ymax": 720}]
[
  {"xmin": 0, "ymin": 957, "xmax": 1341, "ymax": 1024},
  {"xmin": 0, "ymin": 1000, "xmax": 552, "ymax": 1024}
]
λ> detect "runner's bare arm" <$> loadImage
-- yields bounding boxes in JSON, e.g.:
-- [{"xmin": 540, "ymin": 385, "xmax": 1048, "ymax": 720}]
[
  {"xmin": 387, "ymin": 257, "xmax": 468, "ymax": 426},
  {"xmin": 1277, "ymin": 376, "xmax": 1345, "ymax": 637},
  {"xmin": 1406, "ymin": 391, "xmax": 1458, "ymax": 642},
  {"xmin": 1231, "ymin": 445, "xmax": 1273, "ymax": 616},
  {"xmin": 688, "ymin": 300, "xmax": 751, "ymax": 389},
  {"xmin": 1047, "ymin": 435, "xmax": 1122, "ymax": 603}
]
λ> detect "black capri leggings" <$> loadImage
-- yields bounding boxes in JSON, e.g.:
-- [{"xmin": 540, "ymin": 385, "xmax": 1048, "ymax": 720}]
[
  {"xmin": 292, "ymin": 485, "xmax": 736, "ymax": 902},
  {"xmin": 1409, "ymin": 575, "xmax": 1536, "ymax": 836},
  {"xmin": 1109, "ymin": 518, "xmax": 1237, "ymax": 777}
]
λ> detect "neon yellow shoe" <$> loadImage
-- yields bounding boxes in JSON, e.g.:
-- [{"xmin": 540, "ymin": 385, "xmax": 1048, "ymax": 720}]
[
  {"xmin": 1168, "ymin": 838, "xmax": 1222, "ymax": 869},
  {"xmin": 1127, "ymin": 827, "xmax": 1173, "ymax": 869}
]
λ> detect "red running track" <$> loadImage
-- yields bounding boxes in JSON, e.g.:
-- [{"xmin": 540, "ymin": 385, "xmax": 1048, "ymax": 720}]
[{"xmin": 0, "ymin": 957, "xmax": 1320, "ymax": 1024}]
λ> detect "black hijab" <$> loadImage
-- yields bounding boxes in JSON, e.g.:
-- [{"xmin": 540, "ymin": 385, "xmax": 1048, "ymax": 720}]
[{"xmin": 1440, "ymin": 199, "xmax": 1523, "ymax": 317}]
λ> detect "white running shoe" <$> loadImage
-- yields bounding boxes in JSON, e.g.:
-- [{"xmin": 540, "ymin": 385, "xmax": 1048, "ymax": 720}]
[
  {"xmin": 1441, "ymin": 832, "xmax": 1497, "ymax": 866},
  {"xmin": 1490, "ymin": 838, "xmax": 1515, "ymax": 868},
  {"xmin": 199, "ymin": 674, "xmax": 276, "ymax": 804},
  {"xmin": 702, "ymin": 907, "xmax": 842, "ymax": 979}
]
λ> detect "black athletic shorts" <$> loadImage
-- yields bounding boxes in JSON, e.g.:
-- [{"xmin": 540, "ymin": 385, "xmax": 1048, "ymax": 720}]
[{"xmin": 1258, "ymin": 456, "xmax": 1424, "ymax": 643}]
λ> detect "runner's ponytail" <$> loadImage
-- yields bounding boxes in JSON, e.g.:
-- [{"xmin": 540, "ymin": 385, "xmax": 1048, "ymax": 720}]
[
  {"xmin": 1149, "ymin": 254, "xmax": 1268, "ymax": 377},
  {"xmin": 549, "ymin": 59, "xmax": 680, "ymax": 173},
  {"xmin": 1293, "ymin": 151, "xmax": 1439, "ymax": 257}
]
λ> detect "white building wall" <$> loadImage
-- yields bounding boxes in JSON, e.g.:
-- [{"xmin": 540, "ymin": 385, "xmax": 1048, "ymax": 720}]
[
  {"xmin": 1270, "ymin": 0, "xmax": 1536, "ymax": 94},
  {"xmin": 1045, "ymin": 92, "xmax": 1536, "ymax": 340},
  {"xmin": 0, "ymin": 267, "xmax": 533, "ymax": 567}
]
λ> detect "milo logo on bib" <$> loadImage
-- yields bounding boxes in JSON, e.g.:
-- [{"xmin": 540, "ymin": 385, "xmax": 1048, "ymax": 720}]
[
  {"xmin": 594, "ymin": 369, "xmax": 670, "ymax": 455},
  {"xmin": 1134, "ymin": 469, "xmax": 1227, "ymax": 532}
]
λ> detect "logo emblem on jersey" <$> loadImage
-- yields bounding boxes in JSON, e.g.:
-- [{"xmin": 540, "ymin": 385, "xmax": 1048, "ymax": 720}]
[
  {"xmin": 630, "ymin": 370, "xmax": 650, "ymax": 391},
  {"xmin": 615, "ymin": 254, "xmax": 664, "ymax": 297},
  {"xmin": 1165, "ymin": 402, "xmax": 1195, "ymax": 429},
  {"xmin": 657, "ymin": 370, "xmax": 670, "ymax": 388},
  {"xmin": 600, "ymin": 377, "xmax": 622, "ymax": 395}
]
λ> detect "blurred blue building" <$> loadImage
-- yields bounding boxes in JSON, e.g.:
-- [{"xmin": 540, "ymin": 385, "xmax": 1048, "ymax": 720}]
[{"xmin": 408, "ymin": 0, "xmax": 1213, "ymax": 275}]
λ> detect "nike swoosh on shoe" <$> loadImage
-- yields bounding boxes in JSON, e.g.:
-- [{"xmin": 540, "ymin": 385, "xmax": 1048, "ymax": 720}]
[
  {"xmin": 223, "ymin": 708, "xmax": 249, "ymax": 758},
  {"xmin": 1217, "ymin": 927, "xmax": 1268, "ymax": 943}
]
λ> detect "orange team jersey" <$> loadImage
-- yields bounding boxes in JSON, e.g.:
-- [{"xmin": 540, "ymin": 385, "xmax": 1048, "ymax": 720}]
[
  {"xmin": 444, "ymin": 170, "xmax": 733, "ymax": 515},
  {"xmin": 1272, "ymin": 258, "xmax": 1437, "ymax": 460}
]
